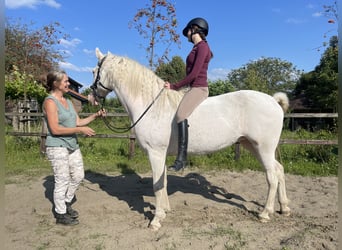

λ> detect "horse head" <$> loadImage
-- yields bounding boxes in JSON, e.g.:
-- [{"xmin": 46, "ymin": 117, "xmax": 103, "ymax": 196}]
[{"xmin": 89, "ymin": 48, "xmax": 113, "ymax": 105}]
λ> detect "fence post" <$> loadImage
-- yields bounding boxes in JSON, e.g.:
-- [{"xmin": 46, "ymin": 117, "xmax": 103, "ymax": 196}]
[
  {"xmin": 128, "ymin": 129, "xmax": 136, "ymax": 159},
  {"xmin": 40, "ymin": 118, "xmax": 47, "ymax": 154},
  {"xmin": 234, "ymin": 142, "xmax": 240, "ymax": 161}
]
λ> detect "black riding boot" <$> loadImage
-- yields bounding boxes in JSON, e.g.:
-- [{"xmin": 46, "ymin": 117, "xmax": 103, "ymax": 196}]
[{"xmin": 169, "ymin": 119, "xmax": 188, "ymax": 171}]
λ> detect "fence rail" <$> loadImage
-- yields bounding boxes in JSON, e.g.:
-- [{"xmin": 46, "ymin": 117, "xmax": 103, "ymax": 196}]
[{"xmin": 5, "ymin": 112, "xmax": 338, "ymax": 159}]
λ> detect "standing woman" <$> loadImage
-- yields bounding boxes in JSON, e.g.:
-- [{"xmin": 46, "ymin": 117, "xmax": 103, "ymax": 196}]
[
  {"xmin": 164, "ymin": 17, "xmax": 213, "ymax": 171},
  {"xmin": 43, "ymin": 70, "xmax": 106, "ymax": 225}
]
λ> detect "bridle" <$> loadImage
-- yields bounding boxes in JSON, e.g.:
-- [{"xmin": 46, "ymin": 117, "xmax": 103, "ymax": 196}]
[
  {"xmin": 90, "ymin": 55, "xmax": 164, "ymax": 133},
  {"xmin": 90, "ymin": 55, "xmax": 111, "ymax": 102}
]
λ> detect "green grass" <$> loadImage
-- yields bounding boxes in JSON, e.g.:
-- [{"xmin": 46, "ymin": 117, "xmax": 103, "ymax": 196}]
[{"xmin": 5, "ymin": 124, "xmax": 338, "ymax": 178}]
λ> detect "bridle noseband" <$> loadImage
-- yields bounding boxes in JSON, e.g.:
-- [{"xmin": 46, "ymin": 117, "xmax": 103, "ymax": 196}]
[{"xmin": 90, "ymin": 55, "xmax": 112, "ymax": 101}]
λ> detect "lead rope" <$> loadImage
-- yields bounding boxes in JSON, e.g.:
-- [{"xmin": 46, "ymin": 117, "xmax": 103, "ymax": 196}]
[{"xmin": 100, "ymin": 88, "xmax": 165, "ymax": 133}]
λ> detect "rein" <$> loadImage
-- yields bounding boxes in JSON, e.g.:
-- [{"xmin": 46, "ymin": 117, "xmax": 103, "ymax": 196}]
[
  {"xmin": 100, "ymin": 88, "xmax": 164, "ymax": 133},
  {"xmin": 91, "ymin": 55, "xmax": 165, "ymax": 133}
]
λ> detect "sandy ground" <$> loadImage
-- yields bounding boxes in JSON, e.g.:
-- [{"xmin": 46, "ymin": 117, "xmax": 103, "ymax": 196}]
[{"xmin": 5, "ymin": 169, "xmax": 337, "ymax": 250}]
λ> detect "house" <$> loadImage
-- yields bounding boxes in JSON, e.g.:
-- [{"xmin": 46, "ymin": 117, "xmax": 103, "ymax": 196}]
[
  {"xmin": 68, "ymin": 77, "xmax": 89, "ymax": 112},
  {"xmin": 288, "ymin": 93, "xmax": 335, "ymax": 131}
]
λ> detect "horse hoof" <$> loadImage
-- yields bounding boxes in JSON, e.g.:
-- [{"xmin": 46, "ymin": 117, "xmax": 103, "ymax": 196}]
[
  {"xmin": 258, "ymin": 213, "xmax": 270, "ymax": 223},
  {"xmin": 281, "ymin": 210, "xmax": 291, "ymax": 217},
  {"xmin": 259, "ymin": 217, "xmax": 270, "ymax": 223},
  {"xmin": 149, "ymin": 221, "xmax": 161, "ymax": 231}
]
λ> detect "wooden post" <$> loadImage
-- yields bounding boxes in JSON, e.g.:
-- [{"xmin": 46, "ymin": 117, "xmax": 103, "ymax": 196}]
[
  {"xmin": 40, "ymin": 118, "xmax": 47, "ymax": 155},
  {"xmin": 128, "ymin": 130, "xmax": 136, "ymax": 159},
  {"xmin": 234, "ymin": 142, "xmax": 240, "ymax": 161}
]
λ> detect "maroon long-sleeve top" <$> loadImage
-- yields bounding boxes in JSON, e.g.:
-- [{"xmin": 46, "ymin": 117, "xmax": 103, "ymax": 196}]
[{"xmin": 170, "ymin": 40, "xmax": 212, "ymax": 90}]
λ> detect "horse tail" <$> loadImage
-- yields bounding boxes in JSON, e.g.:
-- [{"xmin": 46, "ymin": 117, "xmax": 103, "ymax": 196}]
[{"xmin": 273, "ymin": 92, "xmax": 289, "ymax": 113}]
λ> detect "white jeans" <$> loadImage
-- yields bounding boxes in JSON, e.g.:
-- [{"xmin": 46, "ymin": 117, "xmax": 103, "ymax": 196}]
[{"xmin": 46, "ymin": 147, "xmax": 84, "ymax": 214}]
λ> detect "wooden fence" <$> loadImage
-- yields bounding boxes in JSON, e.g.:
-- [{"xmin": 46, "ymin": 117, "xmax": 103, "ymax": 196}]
[{"xmin": 5, "ymin": 112, "xmax": 338, "ymax": 159}]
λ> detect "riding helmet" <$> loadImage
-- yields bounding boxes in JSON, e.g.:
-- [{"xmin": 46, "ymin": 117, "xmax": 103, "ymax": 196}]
[{"xmin": 182, "ymin": 17, "xmax": 209, "ymax": 37}]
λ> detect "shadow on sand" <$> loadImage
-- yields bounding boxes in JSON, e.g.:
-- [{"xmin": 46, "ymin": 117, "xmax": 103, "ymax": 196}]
[{"xmin": 42, "ymin": 163, "xmax": 263, "ymax": 221}]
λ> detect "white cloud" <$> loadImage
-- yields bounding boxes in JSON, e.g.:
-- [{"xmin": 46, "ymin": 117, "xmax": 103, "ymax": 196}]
[
  {"xmin": 312, "ymin": 12, "xmax": 322, "ymax": 18},
  {"xmin": 59, "ymin": 61, "xmax": 93, "ymax": 73},
  {"xmin": 208, "ymin": 68, "xmax": 230, "ymax": 81},
  {"xmin": 59, "ymin": 38, "xmax": 82, "ymax": 49},
  {"xmin": 83, "ymin": 49, "xmax": 95, "ymax": 55},
  {"xmin": 285, "ymin": 18, "xmax": 307, "ymax": 24},
  {"xmin": 5, "ymin": 0, "xmax": 61, "ymax": 9}
]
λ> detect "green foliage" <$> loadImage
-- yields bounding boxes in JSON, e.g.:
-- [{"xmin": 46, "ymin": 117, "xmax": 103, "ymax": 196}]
[
  {"xmin": 5, "ymin": 65, "xmax": 48, "ymax": 105},
  {"xmin": 5, "ymin": 136, "xmax": 51, "ymax": 176},
  {"xmin": 227, "ymin": 57, "xmax": 301, "ymax": 95},
  {"xmin": 279, "ymin": 129, "xmax": 338, "ymax": 175},
  {"xmin": 5, "ymin": 18, "xmax": 69, "ymax": 81},
  {"xmin": 294, "ymin": 36, "xmax": 338, "ymax": 111},
  {"xmin": 5, "ymin": 128, "xmax": 337, "ymax": 178},
  {"xmin": 208, "ymin": 79, "xmax": 235, "ymax": 96},
  {"xmin": 81, "ymin": 96, "xmax": 125, "ymax": 114},
  {"xmin": 155, "ymin": 55, "xmax": 185, "ymax": 82}
]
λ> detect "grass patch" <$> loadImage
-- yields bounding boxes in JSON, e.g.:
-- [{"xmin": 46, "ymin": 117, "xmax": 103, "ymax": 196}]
[
  {"xmin": 5, "ymin": 127, "xmax": 337, "ymax": 178},
  {"xmin": 184, "ymin": 225, "xmax": 247, "ymax": 249}
]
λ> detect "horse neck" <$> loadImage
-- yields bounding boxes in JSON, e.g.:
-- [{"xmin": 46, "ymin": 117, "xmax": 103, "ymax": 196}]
[{"xmin": 108, "ymin": 57, "xmax": 164, "ymax": 120}]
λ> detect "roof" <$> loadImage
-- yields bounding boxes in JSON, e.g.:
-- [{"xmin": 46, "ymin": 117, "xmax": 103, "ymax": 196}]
[
  {"xmin": 67, "ymin": 89, "xmax": 88, "ymax": 103},
  {"xmin": 290, "ymin": 93, "xmax": 312, "ymax": 111},
  {"xmin": 69, "ymin": 77, "xmax": 83, "ymax": 88}
]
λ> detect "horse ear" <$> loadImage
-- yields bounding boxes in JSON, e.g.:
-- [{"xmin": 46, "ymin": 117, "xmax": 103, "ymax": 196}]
[{"xmin": 95, "ymin": 48, "xmax": 104, "ymax": 60}]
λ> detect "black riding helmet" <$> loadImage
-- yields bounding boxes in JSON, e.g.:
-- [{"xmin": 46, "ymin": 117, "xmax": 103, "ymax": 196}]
[{"xmin": 182, "ymin": 17, "xmax": 209, "ymax": 37}]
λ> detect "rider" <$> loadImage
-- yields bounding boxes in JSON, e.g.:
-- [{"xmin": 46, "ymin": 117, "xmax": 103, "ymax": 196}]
[{"xmin": 164, "ymin": 17, "xmax": 213, "ymax": 171}]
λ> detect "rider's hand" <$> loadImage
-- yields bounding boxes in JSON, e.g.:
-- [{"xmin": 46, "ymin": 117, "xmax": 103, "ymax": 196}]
[{"xmin": 164, "ymin": 82, "xmax": 171, "ymax": 89}]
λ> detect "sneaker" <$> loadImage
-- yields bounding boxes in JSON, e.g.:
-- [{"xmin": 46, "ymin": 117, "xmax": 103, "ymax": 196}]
[
  {"xmin": 55, "ymin": 213, "xmax": 79, "ymax": 226},
  {"xmin": 66, "ymin": 202, "xmax": 79, "ymax": 218}
]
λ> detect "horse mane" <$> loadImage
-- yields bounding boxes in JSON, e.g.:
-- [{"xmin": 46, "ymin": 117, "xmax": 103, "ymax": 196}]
[{"xmin": 105, "ymin": 53, "xmax": 184, "ymax": 111}]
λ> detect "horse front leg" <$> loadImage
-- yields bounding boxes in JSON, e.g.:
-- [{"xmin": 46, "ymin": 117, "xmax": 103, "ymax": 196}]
[{"xmin": 147, "ymin": 149, "xmax": 170, "ymax": 231}]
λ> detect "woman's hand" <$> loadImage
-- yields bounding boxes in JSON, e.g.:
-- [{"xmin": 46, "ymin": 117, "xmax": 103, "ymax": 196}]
[
  {"xmin": 79, "ymin": 126, "xmax": 96, "ymax": 136},
  {"xmin": 95, "ymin": 109, "xmax": 106, "ymax": 118}
]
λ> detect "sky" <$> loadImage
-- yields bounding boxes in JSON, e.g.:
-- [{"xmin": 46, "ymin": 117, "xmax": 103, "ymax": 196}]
[{"xmin": 5, "ymin": 0, "xmax": 337, "ymax": 91}]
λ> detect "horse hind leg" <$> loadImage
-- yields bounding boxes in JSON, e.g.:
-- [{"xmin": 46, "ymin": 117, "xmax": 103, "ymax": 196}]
[
  {"xmin": 240, "ymin": 139, "xmax": 279, "ymax": 222},
  {"xmin": 275, "ymin": 160, "xmax": 291, "ymax": 216}
]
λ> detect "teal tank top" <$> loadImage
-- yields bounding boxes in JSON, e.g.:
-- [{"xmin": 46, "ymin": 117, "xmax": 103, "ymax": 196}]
[{"xmin": 44, "ymin": 95, "xmax": 79, "ymax": 150}]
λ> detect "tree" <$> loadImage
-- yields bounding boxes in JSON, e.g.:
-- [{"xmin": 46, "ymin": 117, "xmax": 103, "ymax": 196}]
[
  {"xmin": 226, "ymin": 57, "xmax": 301, "ymax": 95},
  {"xmin": 5, "ymin": 18, "xmax": 69, "ymax": 103},
  {"xmin": 5, "ymin": 18, "xmax": 68, "ymax": 81},
  {"xmin": 294, "ymin": 36, "xmax": 338, "ymax": 110},
  {"xmin": 129, "ymin": 0, "xmax": 180, "ymax": 70},
  {"xmin": 314, "ymin": 1, "xmax": 337, "ymax": 51},
  {"xmin": 5, "ymin": 65, "xmax": 47, "ymax": 105},
  {"xmin": 155, "ymin": 55, "xmax": 185, "ymax": 82},
  {"xmin": 208, "ymin": 79, "xmax": 235, "ymax": 96}
]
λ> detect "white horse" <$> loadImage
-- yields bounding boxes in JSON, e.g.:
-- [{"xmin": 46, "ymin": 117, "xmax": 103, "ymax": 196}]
[{"xmin": 89, "ymin": 48, "xmax": 291, "ymax": 231}]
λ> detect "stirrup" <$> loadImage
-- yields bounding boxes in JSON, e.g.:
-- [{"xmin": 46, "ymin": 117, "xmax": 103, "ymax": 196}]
[{"xmin": 168, "ymin": 160, "xmax": 186, "ymax": 172}]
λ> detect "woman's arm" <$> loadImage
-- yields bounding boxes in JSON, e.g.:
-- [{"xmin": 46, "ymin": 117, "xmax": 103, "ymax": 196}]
[
  {"xmin": 44, "ymin": 99, "xmax": 96, "ymax": 136},
  {"xmin": 76, "ymin": 109, "xmax": 106, "ymax": 127}
]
